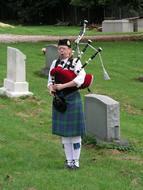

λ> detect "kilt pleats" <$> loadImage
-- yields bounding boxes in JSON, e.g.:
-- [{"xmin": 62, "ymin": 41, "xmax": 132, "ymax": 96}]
[{"xmin": 52, "ymin": 91, "xmax": 85, "ymax": 137}]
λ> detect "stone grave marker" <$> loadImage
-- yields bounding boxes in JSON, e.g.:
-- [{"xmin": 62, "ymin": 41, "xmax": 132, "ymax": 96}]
[
  {"xmin": 41, "ymin": 44, "xmax": 58, "ymax": 76},
  {"xmin": 102, "ymin": 19, "xmax": 133, "ymax": 32},
  {"xmin": 0, "ymin": 46, "xmax": 33, "ymax": 97},
  {"xmin": 84, "ymin": 94, "xmax": 120, "ymax": 142}
]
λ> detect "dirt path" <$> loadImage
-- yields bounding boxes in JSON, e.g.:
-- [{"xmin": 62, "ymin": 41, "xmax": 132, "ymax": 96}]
[{"xmin": 0, "ymin": 34, "xmax": 143, "ymax": 43}]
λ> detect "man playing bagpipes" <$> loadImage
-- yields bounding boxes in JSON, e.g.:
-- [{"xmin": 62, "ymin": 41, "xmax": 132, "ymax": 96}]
[{"xmin": 47, "ymin": 39, "xmax": 92, "ymax": 169}]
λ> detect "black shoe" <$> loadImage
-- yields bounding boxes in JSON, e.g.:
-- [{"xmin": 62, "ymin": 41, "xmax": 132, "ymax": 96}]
[
  {"xmin": 72, "ymin": 160, "xmax": 80, "ymax": 169},
  {"xmin": 65, "ymin": 160, "xmax": 74, "ymax": 169}
]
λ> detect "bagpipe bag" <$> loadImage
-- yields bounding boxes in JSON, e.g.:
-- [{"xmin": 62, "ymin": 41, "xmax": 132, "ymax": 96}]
[{"xmin": 50, "ymin": 66, "xmax": 93, "ymax": 89}]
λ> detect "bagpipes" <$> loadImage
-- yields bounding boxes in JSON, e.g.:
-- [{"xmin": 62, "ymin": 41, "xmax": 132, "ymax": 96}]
[
  {"xmin": 50, "ymin": 20, "xmax": 110, "ymax": 91},
  {"xmin": 50, "ymin": 42, "xmax": 102, "ymax": 89}
]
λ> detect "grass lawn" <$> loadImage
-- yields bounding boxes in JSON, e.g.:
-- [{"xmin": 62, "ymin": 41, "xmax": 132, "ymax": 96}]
[
  {"xmin": 0, "ymin": 40, "xmax": 143, "ymax": 190},
  {"xmin": 0, "ymin": 25, "xmax": 143, "ymax": 36}
]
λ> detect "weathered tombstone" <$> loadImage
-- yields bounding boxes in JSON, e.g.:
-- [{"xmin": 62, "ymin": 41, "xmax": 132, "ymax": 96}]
[
  {"xmin": 137, "ymin": 18, "xmax": 143, "ymax": 32},
  {"xmin": 102, "ymin": 19, "xmax": 133, "ymax": 32},
  {"xmin": 84, "ymin": 94, "xmax": 120, "ymax": 142},
  {"xmin": 41, "ymin": 44, "xmax": 58, "ymax": 76},
  {"xmin": 0, "ymin": 46, "xmax": 33, "ymax": 97}
]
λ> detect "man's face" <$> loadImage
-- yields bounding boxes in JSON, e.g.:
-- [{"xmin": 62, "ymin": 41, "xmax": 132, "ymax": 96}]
[{"xmin": 58, "ymin": 45, "xmax": 71, "ymax": 59}]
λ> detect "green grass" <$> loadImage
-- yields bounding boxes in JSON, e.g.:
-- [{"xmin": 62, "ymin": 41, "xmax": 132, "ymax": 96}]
[
  {"xmin": 0, "ymin": 41, "xmax": 143, "ymax": 190},
  {"xmin": 0, "ymin": 25, "xmax": 95, "ymax": 35},
  {"xmin": 0, "ymin": 25, "xmax": 143, "ymax": 36}
]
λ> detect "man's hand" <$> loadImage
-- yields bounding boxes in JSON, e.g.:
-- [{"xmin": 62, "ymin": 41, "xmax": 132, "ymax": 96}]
[
  {"xmin": 54, "ymin": 84, "xmax": 64, "ymax": 91},
  {"xmin": 55, "ymin": 81, "xmax": 77, "ymax": 91},
  {"xmin": 48, "ymin": 85, "xmax": 56, "ymax": 96}
]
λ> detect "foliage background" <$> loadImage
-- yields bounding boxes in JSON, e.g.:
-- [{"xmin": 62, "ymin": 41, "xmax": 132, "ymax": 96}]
[{"xmin": 0, "ymin": 0, "xmax": 143, "ymax": 24}]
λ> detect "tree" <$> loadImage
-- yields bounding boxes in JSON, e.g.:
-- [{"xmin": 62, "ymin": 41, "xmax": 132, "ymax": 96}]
[
  {"xmin": 97, "ymin": 0, "xmax": 143, "ymax": 18},
  {"xmin": 1, "ymin": 0, "xmax": 143, "ymax": 24},
  {"xmin": 5, "ymin": 0, "xmax": 71, "ymax": 24},
  {"xmin": 70, "ymin": 0, "xmax": 99, "ymax": 8}
]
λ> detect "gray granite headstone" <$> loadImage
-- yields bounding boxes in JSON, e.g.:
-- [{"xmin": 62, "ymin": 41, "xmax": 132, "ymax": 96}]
[
  {"xmin": 102, "ymin": 19, "xmax": 133, "ymax": 32},
  {"xmin": 137, "ymin": 18, "xmax": 143, "ymax": 32},
  {"xmin": 41, "ymin": 44, "xmax": 58, "ymax": 76},
  {"xmin": 84, "ymin": 94, "xmax": 120, "ymax": 142}
]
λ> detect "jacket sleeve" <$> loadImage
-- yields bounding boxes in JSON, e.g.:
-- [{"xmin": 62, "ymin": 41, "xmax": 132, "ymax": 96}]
[
  {"xmin": 73, "ymin": 59, "xmax": 86, "ymax": 88},
  {"xmin": 47, "ymin": 60, "xmax": 56, "ymax": 87}
]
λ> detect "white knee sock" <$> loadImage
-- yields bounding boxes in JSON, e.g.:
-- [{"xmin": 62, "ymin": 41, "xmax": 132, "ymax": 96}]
[
  {"xmin": 72, "ymin": 143, "xmax": 81, "ymax": 167},
  {"xmin": 72, "ymin": 143, "xmax": 81, "ymax": 159},
  {"xmin": 71, "ymin": 136, "xmax": 81, "ymax": 167},
  {"xmin": 62, "ymin": 137, "xmax": 73, "ymax": 166},
  {"xmin": 63, "ymin": 143, "xmax": 73, "ymax": 165}
]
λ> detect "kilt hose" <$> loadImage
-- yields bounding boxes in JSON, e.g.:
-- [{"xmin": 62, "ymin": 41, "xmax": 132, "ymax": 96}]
[{"xmin": 52, "ymin": 91, "xmax": 85, "ymax": 137}]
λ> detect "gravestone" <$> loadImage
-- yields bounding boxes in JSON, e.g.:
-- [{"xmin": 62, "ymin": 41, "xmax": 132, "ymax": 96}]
[
  {"xmin": 137, "ymin": 18, "xmax": 143, "ymax": 32},
  {"xmin": 0, "ymin": 46, "xmax": 33, "ymax": 97},
  {"xmin": 84, "ymin": 94, "xmax": 120, "ymax": 142},
  {"xmin": 102, "ymin": 19, "xmax": 133, "ymax": 32},
  {"xmin": 41, "ymin": 44, "xmax": 58, "ymax": 76}
]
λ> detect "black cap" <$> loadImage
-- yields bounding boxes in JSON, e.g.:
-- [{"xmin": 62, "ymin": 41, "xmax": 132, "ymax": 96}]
[{"xmin": 58, "ymin": 39, "xmax": 71, "ymax": 48}]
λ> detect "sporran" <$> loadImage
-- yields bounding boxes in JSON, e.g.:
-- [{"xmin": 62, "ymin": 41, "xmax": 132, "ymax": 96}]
[{"xmin": 53, "ymin": 95, "xmax": 67, "ymax": 112}]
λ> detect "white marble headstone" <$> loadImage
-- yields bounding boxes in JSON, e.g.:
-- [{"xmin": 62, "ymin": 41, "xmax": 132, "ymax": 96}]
[{"xmin": 0, "ymin": 46, "xmax": 33, "ymax": 97}]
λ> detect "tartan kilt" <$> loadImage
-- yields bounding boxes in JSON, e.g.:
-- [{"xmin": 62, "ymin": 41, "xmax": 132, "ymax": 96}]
[{"xmin": 52, "ymin": 91, "xmax": 85, "ymax": 137}]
